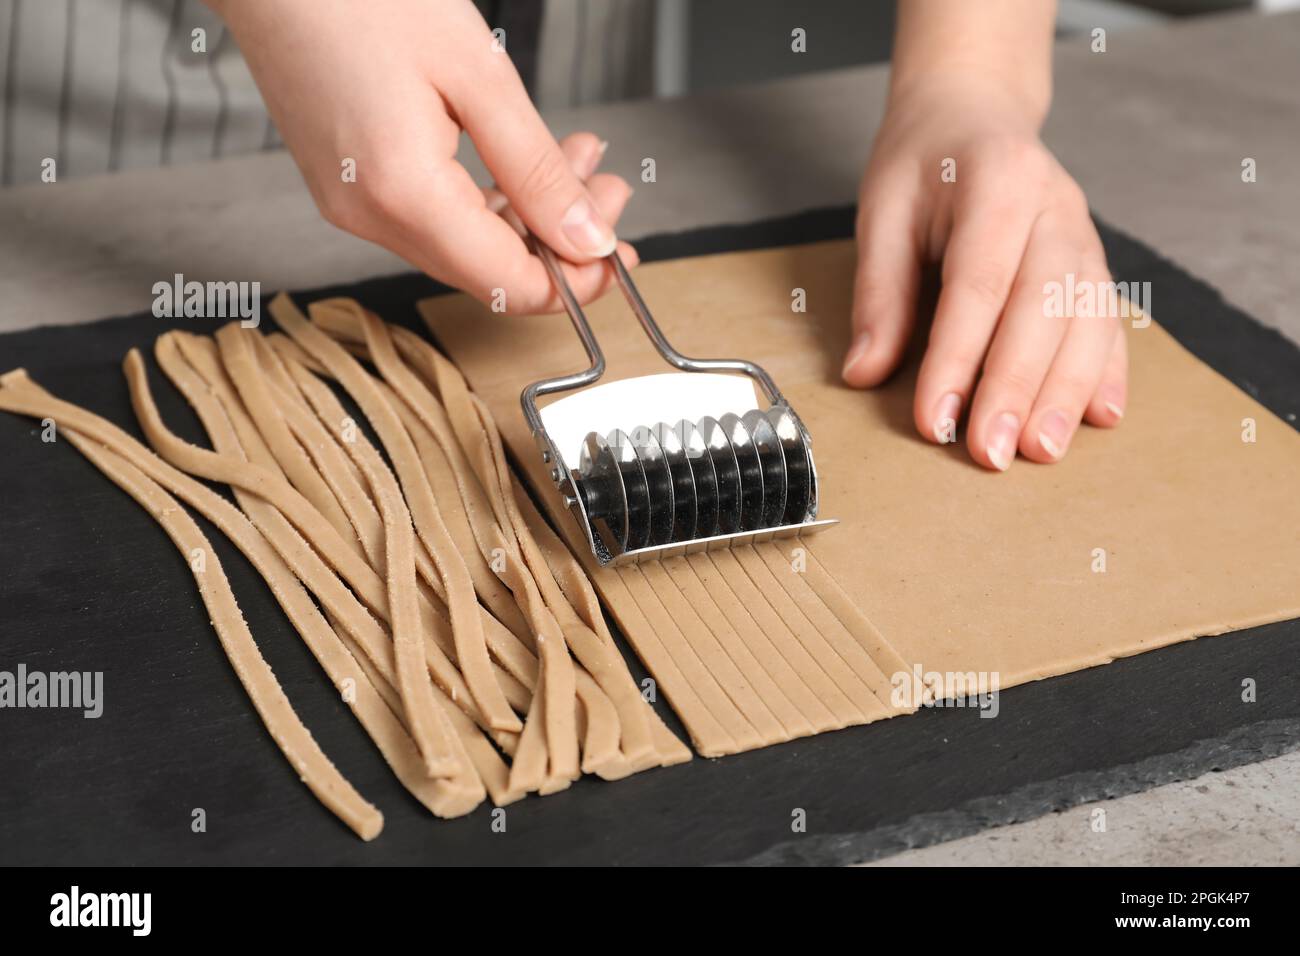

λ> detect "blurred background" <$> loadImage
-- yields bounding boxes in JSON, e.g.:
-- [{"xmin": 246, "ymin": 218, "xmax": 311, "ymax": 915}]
[{"xmin": 0, "ymin": 0, "xmax": 1294, "ymax": 186}]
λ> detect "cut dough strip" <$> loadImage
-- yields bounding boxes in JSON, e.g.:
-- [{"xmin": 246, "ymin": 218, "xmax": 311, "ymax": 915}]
[
  {"xmin": 617, "ymin": 566, "xmax": 746, "ymax": 756},
  {"xmin": 283, "ymin": 317, "xmax": 534, "ymax": 646},
  {"xmin": 165, "ymin": 329, "xmax": 520, "ymax": 733},
  {"xmin": 124, "ymin": 347, "xmax": 465, "ymax": 778},
  {"xmin": 671, "ymin": 555, "xmax": 815, "ymax": 740},
  {"xmin": 637, "ymin": 561, "xmax": 775, "ymax": 748},
  {"xmin": 270, "ymin": 295, "xmax": 521, "ymax": 736},
  {"xmin": 153, "ymin": 336, "xmax": 500, "ymax": 808},
  {"xmin": 267, "ymin": 341, "xmax": 538, "ymax": 708},
  {"xmin": 732, "ymin": 546, "xmax": 883, "ymax": 719},
  {"xmin": 755, "ymin": 543, "xmax": 898, "ymax": 711},
  {"xmin": 309, "ymin": 302, "xmax": 682, "ymax": 773},
  {"xmin": 1, "ymin": 294, "xmax": 702, "ymax": 832},
  {"xmin": 701, "ymin": 551, "xmax": 846, "ymax": 732},
  {"xmin": 382, "ymin": 316, "xmax": 682, "ymax": 765},
  {"xmin": 0, "ymin": 370, "xmax": 385, "ymax": 837},
  {"xmin": 217, "ymin": 324, "xmax": 358, "ymax": 547},
  {"xmin": 803, "ymin": 546, "xmax": 914, "ymax": 690},
  {"xmin": 20, "ymin": 361, "xmax": 489, "ymax": 811},
  {"xmin": 379, "ymin": 384, "xmax": 585, "ymax": 778},
  {"xmin": 315, "ymin": 302, "xmax": 583, "ymax": 787}
]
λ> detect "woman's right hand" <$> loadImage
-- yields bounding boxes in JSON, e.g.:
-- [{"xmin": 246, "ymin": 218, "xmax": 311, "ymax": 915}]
[{"xmin": 210, "ymin": 0, "xmax": 637, "ymax": 313}]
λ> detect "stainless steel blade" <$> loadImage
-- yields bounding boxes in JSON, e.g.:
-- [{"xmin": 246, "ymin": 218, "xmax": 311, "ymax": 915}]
[
  {"xmin": 576, "ymin": 432, "xmax": 629, "ymax": 554},
  {"xmin": 629, "ymin": 424, "xmax": 675, "ymax": 547},
  {"xmin": 719, "ymin": 412, "xmax": 765, "ymax": 531},
  {"xmin": 766, "ymin": 405, "xmax": 813, "ymax": 524},
  {"xmin": 652, "ymin": 421, "xmax": 698, "ymax": 543},
  {"xmin": 698, "ymin": 415, "xmax": 742, "ymax": 535},
  {"xmin": 676, "ymin": 417, "xmax": 719, "ymax": 539},
  {"xmin": 742, "ymin": 407, "xmax": 788, "ymax": 528}
]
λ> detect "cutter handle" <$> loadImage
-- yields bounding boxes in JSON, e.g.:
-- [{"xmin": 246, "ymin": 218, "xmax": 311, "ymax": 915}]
[
  {"xmin": 520, "ymin": 237, "xmax": 791, "ymax": 438},
  {"xmin": 605, "ymin": 251, "xmax": 789, "ymax": 408},
  {"xmin": 519, "ymin": 237, "xmax": 606, "ymax": 439}
]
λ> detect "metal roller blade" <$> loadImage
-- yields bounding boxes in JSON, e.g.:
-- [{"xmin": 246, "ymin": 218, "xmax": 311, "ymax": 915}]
[
  {"xmin": 628, "ymin": 425, "xmax": 675, "ymax": 547},
  {"xmin": 766, "ymin": 405, "xmax": 814, "ymax": 524},
  {"xmin": 718, "ymin": 412, "xmax": 765, "ymax": 531},
  {"xmin": 606, "ymin": 428, "xmax": 652, "ymax": 552},
  {"xmin": 652, "ymin": 421, "xmax": 698, "ymax": 542},
  {"xmin": 742, "ymin": 408, "xmax": 788, "ymax": 527},
  {"xmin": 675, "ymin": 418, "xmax": 719, "ymax": 539},
  {"xmin": 698, "ymin": 415, "xmax": 742, "ymax": 535},
  {"xmin": 576, "ymin": 432, "xmax": 629, "ymax": 554}
]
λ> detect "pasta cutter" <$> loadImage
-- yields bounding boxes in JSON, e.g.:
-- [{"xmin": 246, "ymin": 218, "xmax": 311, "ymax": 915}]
[{"xmin": 521, "ymin": 238, "xmax": 837, "ymax": 567}]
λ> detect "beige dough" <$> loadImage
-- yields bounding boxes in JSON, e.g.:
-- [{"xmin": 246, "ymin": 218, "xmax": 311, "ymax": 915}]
[
  {"xmin": 166, "ymin": 333, "xmax": 532, "ymax": 749},
  {"xmin": 124, "ymin": 347, "xmax": 466, "ymax": 778},
  {"xmin": 0, "ymin": 292, "xmax": 701, "ymax": 833},
  {"xmin": 668, "ymin": 555, "xmax": 815, "ymax": 739},
  {"xmin": 155, "ymin": 334, "xmax": 511, "ymax": 806},
  {"xmin": 306, "ymin": 299, "xmax": 687, "ymax": 775},
  {"xmin": 270, "ymin": 297, "xmax": 521, "ymax": 737},
  {"xmin": 217, "ymin": 325, "xmax": 357, "ymax": 545},
  {"xmin": 263, "ymin": 312, "xmax": 691, "ymax": 785},
  {"xmin": 0, "ymin": 371, "xmax": 388, "ymax": 836},
  {"xmin": 311, "ymin": 299, "xmax": 581, "ymax": 788},
  {"xmin": 266, "ymin": 339, "xmax": 536, "ymax": 710},
  {"xmin": 422, "ymin": 239, "xmax": 1300, "ymax": 756}
]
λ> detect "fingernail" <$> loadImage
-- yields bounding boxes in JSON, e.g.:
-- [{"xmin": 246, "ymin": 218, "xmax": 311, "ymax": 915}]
[
  {"xmin": 933, "ymin": 392, "xmax": 962, "ymax": 444},
  {"xmin": 598, "ymin": 139, "xmax": 610, "ymax": 157},
  {"xmin": 987, "ymin": 412, "xmax": 1020, "ymax": 471},
  {"xmin": 1037, "ymin": 409, "xmax": 1071, "ymax": 460},
  {"xmin": 1101, "ymin": 389, "xmax": 1125, "ymax": 420},
  {"xmin": 1105, "ymin": 402, "xmax": 1124, "ymax": 420},
  {"xmin": 561, "ymin": 196, "xmax": 617, "ymax": 257},
  {"xmin": 841, "ymin": 330, "xmax": 872, "ymax": 379}
]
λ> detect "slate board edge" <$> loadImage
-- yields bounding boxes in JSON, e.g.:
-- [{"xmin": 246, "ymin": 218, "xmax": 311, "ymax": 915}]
[{"xmin": 742, "ymin": 717, "xmax": 1300, "ymax": 867}]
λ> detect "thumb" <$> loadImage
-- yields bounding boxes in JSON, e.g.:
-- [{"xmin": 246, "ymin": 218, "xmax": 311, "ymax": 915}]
[{"xmin": 453, "ymin": 65, "xmax": 617, "ymax": 262}]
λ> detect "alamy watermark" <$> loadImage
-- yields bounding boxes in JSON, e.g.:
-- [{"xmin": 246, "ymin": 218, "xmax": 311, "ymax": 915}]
[
  {"xmin": 50, "ymin": 886, "xmax": 150, "ymax": 936},
  {"xmin": 152, "ymin": 273, "xmax": 260, "ymax": 328},
  {"xmin": 0, "ymin": 663, "xmax": 103, "ymax": 718},
  {"xmin": 1043, "ymin": 273, "xmax": 1151, "ymax": 328},
  {"xmin": 891, "ymin": 664, "xmax": 1000, "ymax": 718}
]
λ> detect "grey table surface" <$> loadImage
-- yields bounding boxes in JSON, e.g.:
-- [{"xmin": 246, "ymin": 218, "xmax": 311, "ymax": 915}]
[{"xmin": 1, "ymin": 9, "xmax": 1296, "ymax": 865}]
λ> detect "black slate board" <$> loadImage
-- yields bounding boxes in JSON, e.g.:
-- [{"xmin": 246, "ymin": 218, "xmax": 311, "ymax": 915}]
[{"xmin": 1, "ymin": 208, "xmax": 1297, "ymax": 866}]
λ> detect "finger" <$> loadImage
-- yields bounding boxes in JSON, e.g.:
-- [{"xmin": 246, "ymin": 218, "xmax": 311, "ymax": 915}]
[
  {"xmin": 390, "ymin": 198, "xmax": 635, "ymax": 315},
  {"xmin": 965, "ymin": 223, "xmax": 1078, "ymax": 470},
  {"xmin": 843, "ymin": 182, "xmax": 924, "ymax": 388},
  {"xmin": 449, "ymin": 55, "xmax": 617, "ymax": 262},
  {"xmin": 1084, "ymin": 321, "xmax": 1128, "ymax": 427},
  {"xmin": 386, "ymin": 158, "xmax": 562, "ymax": 310},
  {"xmin": 405, "ymin": 148, "xmax": 628, "ymax": 314},
  {"xmin": 544, "ymin": 240, "xmax": 639, "ymax": 310},
  {"xmin": 484, "ymin": 129, "xmax": 607, "ymax": 211},
  {"xmin": 1021, "ymin": 261, "xmax": 1121, "ymax": 462},
  {"xmin": 585, "ymin": 172, "xmax": 633, "ymax": 227},
  {"xmin": 483, "ymin": 169, "xmax": 634, "ymax": 308},
  {"xmin": 526, "ymin": 168, "xmax": 636, "ymax": 303},
  {"xmin": 912, "ymin": 184, "xmax": 1041, "ymax": 444},
  {"xmin": 557, "ymin": 131, "xmax": 609, "ymax": 181}
]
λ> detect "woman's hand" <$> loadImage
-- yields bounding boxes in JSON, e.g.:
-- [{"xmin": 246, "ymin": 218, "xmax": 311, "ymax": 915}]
[
  {"xmin": 844, "ymin": 0, "xmax": 1126, "ymax": 471},
  {"xmin": 844, "ymin": 77, "xmax": 1127, "ymax": 471},
  {"xmin": 210, "ymin": 0, "xmax": 636, "ymax": 314}
]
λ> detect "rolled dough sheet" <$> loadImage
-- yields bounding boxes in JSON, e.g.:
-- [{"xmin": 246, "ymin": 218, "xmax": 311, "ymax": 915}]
[{"xmin": 423, "ymin": 239, "xmax": 1300, "ymax": 752}]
